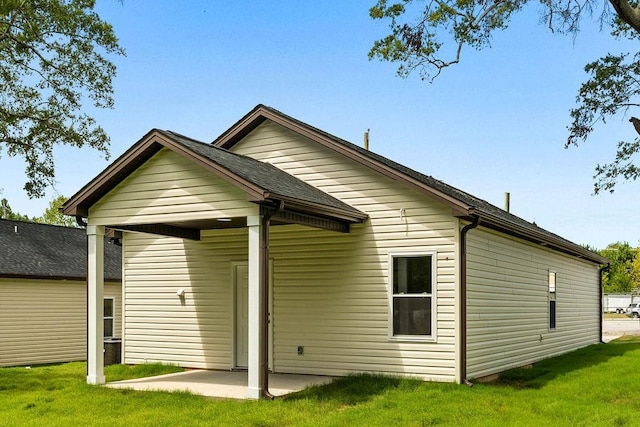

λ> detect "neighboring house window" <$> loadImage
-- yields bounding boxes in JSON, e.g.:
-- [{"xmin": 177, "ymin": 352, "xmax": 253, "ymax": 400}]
[
  {"xmin": 390, "ymin": 253, "xmax": 435, "ymax": 338},
  {"xmin": 104, "ymin": 298, "xmax": 115, "ymax": 338},
  {"xmin": 549, "ymin": 271, "xmax": 556, "ymax": 330}
]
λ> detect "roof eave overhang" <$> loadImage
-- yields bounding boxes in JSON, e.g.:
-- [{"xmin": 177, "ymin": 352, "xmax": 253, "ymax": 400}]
[
  {"xmin": 467, "ymin": 209, "xmax": 609, "ymax": 265},
  {"xmin": 264, "ymin": 193, "xmax": 368, "ymax": 223}
]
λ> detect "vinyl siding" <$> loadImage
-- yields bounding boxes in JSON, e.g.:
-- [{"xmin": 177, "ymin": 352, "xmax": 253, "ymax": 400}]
[
  {"xmin": 88, "ymin": 148, "xmax": 258, "ymax": 226},
  {"xmin": 466, "ymin": 228, "xmax": 600, "ymax": 379},
  {"xmin": 119, "ymin": 121, "xmax": 459, "ymax": 380},
  {"xmin": 122, "ymin": 229, "xmax": 246, "ymax": 369},
  {"xmin": 113, "ymin": 121, "xmax": 602, "ymax": 382},
  {"xmin": 0, "ymin": 278, "xmax": 121, "ymax": 367},
  {"xmin": 232, "ymin": 121, "xmax": 459, "ymax": 381}
]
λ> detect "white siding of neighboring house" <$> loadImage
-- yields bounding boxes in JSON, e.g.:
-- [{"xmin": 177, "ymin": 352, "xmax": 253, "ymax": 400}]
[
  {"xmin": 465, "ymin": 227, "xmax": 601, "ymax": 379},
  {"xmin": 0, "ymin": 278, "xmax": 121, "ymax": 367},
  {"xmin": 229, "ymin": 121, "xmax": 460, "ymax": 381},
  {"xmin": 88, "ymin": 148, "xmax": 258, "ymax": 226}
]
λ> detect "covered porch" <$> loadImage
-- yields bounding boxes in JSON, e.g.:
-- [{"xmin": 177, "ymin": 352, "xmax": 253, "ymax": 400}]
[{"xmin": 62, "ymin": 129, "xmax": 367, "ymax": 399}]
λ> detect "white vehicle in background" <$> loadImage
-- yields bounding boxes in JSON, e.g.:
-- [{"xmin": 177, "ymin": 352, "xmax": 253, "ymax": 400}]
[
  {"xmin": 625, "ymin": 303, "xmax": 640, "ymax": 318},
  {"xmin": 604, "ymin": 294, "xmax": 639, "ymax": 314}
]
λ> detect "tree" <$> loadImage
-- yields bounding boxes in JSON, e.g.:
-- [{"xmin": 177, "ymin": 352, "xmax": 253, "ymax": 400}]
[
  {"xmin": 0, "ymin": 197, "xmax": 32, "ymax": 221},
  {"xmin": 599, "ymin": 242, "xmax": 638, "ymax": 293},
  {"xmin": 632, "ymin": 246, "xmax": 640, "ymax": 287},
  {"xmin": 369, "ymin": 0, "xmax": 640, "ymax": 193},
  {"xmin": 0, "ymin": 0, "xmax": 124, "ymax": 198},
  {"xmin": 34, "ymin": 194, "xmax": 76, "ymax": 227}
]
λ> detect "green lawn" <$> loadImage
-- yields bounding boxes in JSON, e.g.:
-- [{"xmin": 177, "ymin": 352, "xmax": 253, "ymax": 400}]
[
  {"xmin": 603, "ymin": 313, "xmax": 629, "ymax": 319},
  {"xmin": 1, "ymin": 337, "xmax": 639, "ymax": 426}
]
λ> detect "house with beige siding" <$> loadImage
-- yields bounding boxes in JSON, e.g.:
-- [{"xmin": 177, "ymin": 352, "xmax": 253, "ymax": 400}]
[
  {"xmin": 0, "ymin": 219, "xmax": 122, "ymax": 367},
  {"xmin": 62, "ymin": 105, "xmax": 608, "ymax": 398}
]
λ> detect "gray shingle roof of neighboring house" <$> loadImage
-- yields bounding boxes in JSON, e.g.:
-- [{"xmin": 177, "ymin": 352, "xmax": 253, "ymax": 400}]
[{"xmin": 0, "ymin": 219, "xmax": 122, "ymax": 281}]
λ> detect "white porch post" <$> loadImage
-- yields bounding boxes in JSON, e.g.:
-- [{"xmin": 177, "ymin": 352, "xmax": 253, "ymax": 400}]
[
  {"xmin": 87, "ymin": 225, "xmax": 105, "ymax": 385},
  {"xmin": 247, "ymin": 215, "xmax": 264, "ymax": 399}
]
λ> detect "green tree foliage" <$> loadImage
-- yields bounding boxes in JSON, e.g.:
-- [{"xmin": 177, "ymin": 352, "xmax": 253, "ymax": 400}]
[
  {"xmin": 369, "ymin": 0, "xmax": 640, "ymax": 193},
  {"xmin": 0, "ymin": 0, "xmax": 124, "ymax": 198},
  {"xmin": 34, "ymin": 194, "xmax": 76, "ymax": 227},
  {"xmin": 0, "ymin": 197, "xmax": 32, "ymax": 221},
  {"xmin": 599, "ymin": 242, "xmax": 639, "ymax": 293},
  {"xmin": 632, "ymin": 246, "xmax": 640, "ymax": 286}
]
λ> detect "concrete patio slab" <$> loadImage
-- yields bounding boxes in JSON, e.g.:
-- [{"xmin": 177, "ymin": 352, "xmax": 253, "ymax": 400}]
[{"xmin": 107, "ymin": 370, "xmax": 334, "ymax": 399}]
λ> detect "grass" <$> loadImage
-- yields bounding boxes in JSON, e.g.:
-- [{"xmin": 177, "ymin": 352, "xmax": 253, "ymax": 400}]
[
  {"xmin": 1, "ymin": 337, "xmax": 640, "ymax": 426},
  {"xmin": 604, "ymin": 313, "xmax": 629, "ymax": 319}
]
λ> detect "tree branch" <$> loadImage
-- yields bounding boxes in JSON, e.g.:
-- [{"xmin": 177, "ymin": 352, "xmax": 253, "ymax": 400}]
[{"xmin": 608, "ymin": 0, "xmax": 640, "ymax": 33}]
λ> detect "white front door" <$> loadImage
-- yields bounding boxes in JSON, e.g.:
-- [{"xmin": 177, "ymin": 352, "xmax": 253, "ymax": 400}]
[{"xmin": 235, "ymin": 264, "xmax": 249, "ymax": 368}]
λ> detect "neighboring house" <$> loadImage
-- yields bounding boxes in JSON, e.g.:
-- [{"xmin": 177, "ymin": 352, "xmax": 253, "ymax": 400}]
[
  {"xmin": 0, "ymin": 219, "xmax": 122, "ymax": 367},
  {"xmin": 62, "ymin": 105, "xmax": 608, "ymax": 398}
]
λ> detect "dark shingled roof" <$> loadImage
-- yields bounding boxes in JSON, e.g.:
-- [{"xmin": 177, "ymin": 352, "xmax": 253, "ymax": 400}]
[
  {"xmin": 213, "ymin": 104, "xmax": 608, "ymax": 265},
  {"xmin": 158, "ymin": 130, "xmax": 367, "ymax": 218},
  {"xmin": 61, "ymin": 104, "xmax": 606, "ymax": 264},
  {"xmin": 0, "ymin": 219, "xmax": 121, "ymax": 281}
]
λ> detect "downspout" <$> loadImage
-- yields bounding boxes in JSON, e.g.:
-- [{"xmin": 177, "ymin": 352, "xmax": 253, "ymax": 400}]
[
  {"xmin": 76, "ymin": 216, "xmax": 88, "ymax": 227},
  {"xmin": 599, "ymin": 263, "xmax": 610, "ymax": 344},
  {"xmin": 460, "ymin": 214, "xmax": 479, "ymax": 386},
  {"xmin": 260, "ymin": 201, "xmax": 284, "ymax": 399}
]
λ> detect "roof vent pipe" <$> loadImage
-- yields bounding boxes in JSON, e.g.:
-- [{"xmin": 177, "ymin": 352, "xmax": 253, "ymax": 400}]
[
  {"xmin": 504, "ymin": 192, "xmax": 510, "ymax": 213},
  {"xmin": 364, "ymin": 129, "xmax": 370, "ymax": 150}
]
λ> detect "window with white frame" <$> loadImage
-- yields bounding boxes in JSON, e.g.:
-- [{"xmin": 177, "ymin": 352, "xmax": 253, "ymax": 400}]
[
  {"xmin": 104, "ymin": 297, "xmax": 115, "ymax": 338},
  {"xmin": 390, "ymin": 254, "xmax": 435, "ymax": 337},
  {"xmin": 549, "ymin": 271, "xmax": 557, "ymax": 330}
]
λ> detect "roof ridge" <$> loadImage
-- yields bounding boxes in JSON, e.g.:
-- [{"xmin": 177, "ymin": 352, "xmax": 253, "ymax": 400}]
[
  {"xmin": 212, "ymin": 104, "xmax": 606, "ymax": 264},
  {"xmin": 250, "ymin": 105, "xmax": 496, "ymax": 209},
  {"xmin": 164, "ymin": 128, "xmax": 287, "ymax": 165},
  {"xmin": 160, "ymin": 130, "xmax": 211, "ymax": 146},
  {"xmin": 252, "ymin": 106, "xmax": 552, "ymax": 222}
]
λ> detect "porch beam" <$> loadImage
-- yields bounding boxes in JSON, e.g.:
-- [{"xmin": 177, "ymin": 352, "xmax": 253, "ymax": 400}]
[
  {"xmin": 246, "ymin": 215, "xmax": 264, "ymax": 399},
  {"xmin": 114, "ymin": 224, "xmax": 200, "ymax": 240},
  {"xmin": 262, "ymin": 208, "xmax": 350, "ymax": 233},
  {"xmin": 87, "ymin": 225, "xmax": 105, "ymax": 385}
]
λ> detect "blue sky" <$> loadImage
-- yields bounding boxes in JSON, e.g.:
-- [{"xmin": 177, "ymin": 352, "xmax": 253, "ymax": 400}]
[{"xmin": 1, "ymin": 0, "xmax": 638, "ymax": 249}]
